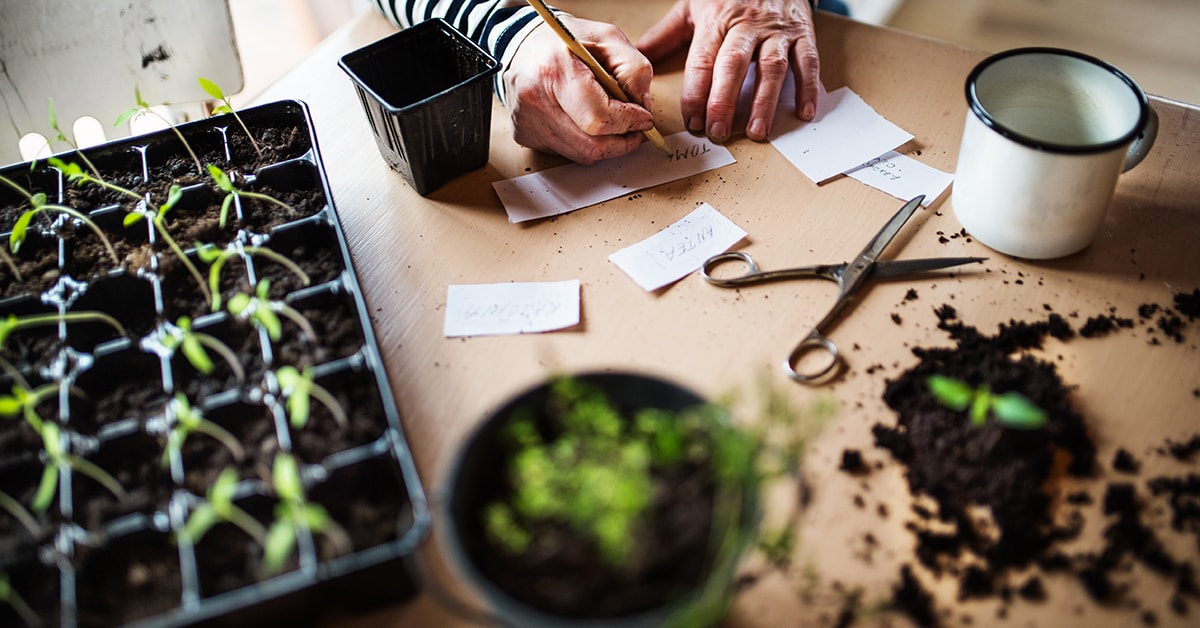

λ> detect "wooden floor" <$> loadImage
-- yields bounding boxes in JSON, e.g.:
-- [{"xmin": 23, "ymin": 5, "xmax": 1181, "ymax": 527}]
[{"xmin": 885, "ymin": 0, "xmax": 1200, "ymax": 105}]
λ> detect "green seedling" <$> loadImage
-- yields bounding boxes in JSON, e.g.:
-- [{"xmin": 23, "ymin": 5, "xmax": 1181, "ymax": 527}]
[
  {"xmin": 0, "ymin": 570, "xmax": 39, "ymax": 628},
  {"xmin": 926, "ymin": 375, "xmax": 1048, "ymax": 430},
  {"xmin": 274, "ymin": 365, "xmax": 347, "ymax": 430},
  {"xmin": 48, "ymin": 157, "xmax": 144, "ymax": 205},
  {"xmin": 115, "ymin": 87, "xmax": 203, "ymax": 175},
  {"xmin": 195, "ymin": 241, "xmax": 310, "ymax": 312},
  {"xmin": 0, "ymin": 311, "xmax": 126, "ymax": 350},
  {"xmin": 176, "ymin": 467, "xmax": 266, "ymax": 547},
  {"xmin": 198, "ymin": 77, "xmax": 263, "ymax": 159},
  {"xmin": 123, "ymin": 184, "xmax": 213, "ymax": 305},
  {"xmin": 32, "ymin": 421, "xmax": 126, "ymax": 513},
  {"xmin": 161, "ymin": 394, "xmax": 245, "ymax": 470},
  {"xmin": 160, "ymin": 316, "xmax": 245, "ymax": 382},
  {"xmin": 0, "ymin": 489, "xmax": 42, "ymax": 538},
  {"xmin": 0, "ymin": 355, "xmax": 87, "ymax": 436},
  {"xmin": 0, "ymin": 173, "xmax": 119, "ymax": 266},
  {"xmin": 262, "ymin": 453, "xmax": 351, "ymax": 574},
  {"xmin": 227, "ymin": 279, "xmax": 316, "ymax": 343},
  {"xmin": 206, "ymin": 165, "xmax": 293, "ymax": 229},
  {"xmin": 42, "ymin": 97, "xmax": 102, "ymax": 178}
]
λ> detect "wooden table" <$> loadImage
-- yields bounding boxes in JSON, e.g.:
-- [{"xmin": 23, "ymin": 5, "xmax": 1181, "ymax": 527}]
[{"xmin": 253, "ymin": 4, "xmax": 1200, "ymax": 626}]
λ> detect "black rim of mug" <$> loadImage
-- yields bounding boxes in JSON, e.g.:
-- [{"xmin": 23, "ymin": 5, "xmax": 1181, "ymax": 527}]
[{"xmin": 964, "ymin": 46, "xmax": 1151, "ymax": 155}]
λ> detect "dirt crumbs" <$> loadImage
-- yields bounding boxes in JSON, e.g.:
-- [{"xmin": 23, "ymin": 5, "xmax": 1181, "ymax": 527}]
[{"xmin": 862, "ymin": 287, "xmax": 1200, "ymax": 626}]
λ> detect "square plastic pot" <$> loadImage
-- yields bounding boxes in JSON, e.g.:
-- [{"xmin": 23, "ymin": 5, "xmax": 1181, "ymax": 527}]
[{"xmin": 338, "ymin": 17, "xmax": 501, "ymax": 196}]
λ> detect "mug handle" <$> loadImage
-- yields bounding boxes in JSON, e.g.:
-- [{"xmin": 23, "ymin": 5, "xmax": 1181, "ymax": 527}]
[{"xmin": 1123, "ymin": 103, "xmax": 1159, "ymax": 172}]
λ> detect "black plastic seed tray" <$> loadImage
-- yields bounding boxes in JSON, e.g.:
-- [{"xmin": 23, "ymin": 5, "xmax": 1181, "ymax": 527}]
[{"xmin": 0, "ymin": 100, "xmax": 430, "ymax": 627}]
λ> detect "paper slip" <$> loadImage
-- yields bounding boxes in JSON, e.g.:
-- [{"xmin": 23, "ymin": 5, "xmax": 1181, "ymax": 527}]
[
  {"xmin": 444, "ymin": 280, "xmax": 580, "ymax": 337},
  {"xmin": 844, "ymin": 151, "xmax": 955, "ymax": 206},
  {"xmin": 493, "ymin": 132, "xmax": 735, "ymax": 223},
  {"xmin": 609, "ymin": 203, "xmax": 747, "ymax": 292}
]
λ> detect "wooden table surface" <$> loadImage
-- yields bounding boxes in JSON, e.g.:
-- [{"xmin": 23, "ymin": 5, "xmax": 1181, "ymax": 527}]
[{"xmin": 253, "ymin": 4, "xmax": 1200, "ymax": 626}]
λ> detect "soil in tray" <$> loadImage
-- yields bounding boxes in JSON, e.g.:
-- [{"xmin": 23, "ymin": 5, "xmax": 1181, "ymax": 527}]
[{"xmin": 868, "ymin": 293, "xmax": 1200, "ymax": 626}]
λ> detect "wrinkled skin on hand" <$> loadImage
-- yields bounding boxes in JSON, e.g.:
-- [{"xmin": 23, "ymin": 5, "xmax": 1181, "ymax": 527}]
[
  {"xmin": 638, "ymin": 0, "xmax": 820, "ymax": 143},
  {"xmin": 503, "ymin": 17, "xmax": 656, "ymax": 165}
]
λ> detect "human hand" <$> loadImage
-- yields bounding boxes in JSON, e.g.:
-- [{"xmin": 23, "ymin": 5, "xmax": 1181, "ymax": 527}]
[
  {"xmin": 503, "ymin": 16, "xmax": 656, "ymax": 165},
  {"xmin": 637, "ymin": 0, "xmax": 820, "ymax": 143}
]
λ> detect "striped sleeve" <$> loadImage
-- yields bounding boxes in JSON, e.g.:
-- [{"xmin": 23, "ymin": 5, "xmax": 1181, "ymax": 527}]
[{"xmin": 369, "ymin": 0, "xmax": 550, "ymax": 104}]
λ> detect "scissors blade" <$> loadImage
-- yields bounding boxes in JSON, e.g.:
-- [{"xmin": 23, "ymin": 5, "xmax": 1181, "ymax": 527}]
[
  {"xmin": 872, "ymin": 257, "xmax": 987, "ymax": 279},
  {"xmin": 851, "ymin": 195, "xmax": 926, "ymax": 267}
]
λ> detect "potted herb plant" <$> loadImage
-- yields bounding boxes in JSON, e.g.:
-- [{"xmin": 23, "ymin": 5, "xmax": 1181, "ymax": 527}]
[{"xmin": 442, "ymin": 371, "xmax": 770, "ymax": 627}]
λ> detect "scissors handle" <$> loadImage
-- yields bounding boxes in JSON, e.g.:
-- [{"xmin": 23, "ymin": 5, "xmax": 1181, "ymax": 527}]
[
  {"xmin": 784, "ymin": 331, "xmax": 842, "ymax": 385},
  {"xmin": 701, "ymin": 251, "xmax": 840, "ymax": 288}
]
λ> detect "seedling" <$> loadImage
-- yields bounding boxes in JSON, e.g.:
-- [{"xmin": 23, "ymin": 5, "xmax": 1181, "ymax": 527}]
[
  {"xmin": 206, "ymin": 165, "xmax": 293, "ymax": 229},
  {"xmin": 115, "ymin": 87, "xmax": 203, "ymax": 175},
  {"xmin": 198, "ymin": 78, "xmax": 263, "ymax": 159},
  {"xmin": 159, "ymin": 316, "xmax": 245, "ymax": 383},
  {"xmin": 123, "ymin": 184, "xmax": 213, "ymax": 305},
  {"xmin": 227, "ymin": 279, "xmax": 316, "ymax": 343},
  {"xmin": 0, "ymin": 489, "xmax": 42, "ymax": 538},
  {"xmin": 0, "ymin": 571, "xmax": 39, "ymax": 627},
  {"xmin": 161, "ymin": 394, "xmax": 245, "ymax": 470},
  {"xmin": 48, "ymin": 157, "xmax": 144, "ymax": 204},
  {"xmin": 195, "ymin": 241, "xmax": 310, "ymax": 312},
  {"xmin": 0, "ymin": 311, "xmax": 127, "ymax": 350},
  {"xmin": 176, "ymin": 467, "xmax": 266, "ymax": 547},
  {"xmin": 32, "ymin": 421, "xmax": 126, "ymax": 513},
  {"xmin": 274, "ymin": 365, "xmax": 347, "ymax": 430},
  {"xmin": 262, "ymin": 453, "xmax": 350, "ymax": 574},
  {"xmin": 43, "ymin": 97, "xmax": 102, "ymax": 178},
  {"xmin": 0, "ymin": 173, "xmax": 120, "ymax": 266},
  {"xmin": 926, "ymin": 375, "xmax": 1048, "ymax": 430}
]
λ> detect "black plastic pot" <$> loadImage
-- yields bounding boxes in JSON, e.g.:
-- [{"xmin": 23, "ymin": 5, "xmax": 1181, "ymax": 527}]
[
  {"xmin": 441, "ymin": 372, "xmax": 757, "ymax": 628},
  {"xmin": 338, "ymin": 17, "xmax": 501, "ymax": 196},
  {"xmin": 0, "ymin": 100, "xmax": 430, "ymax": 627}
]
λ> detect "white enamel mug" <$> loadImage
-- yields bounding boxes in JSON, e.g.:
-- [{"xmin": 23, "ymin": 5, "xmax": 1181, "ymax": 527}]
[{"xmin": 952, "ymin": 48, "xmax": 1158, "ymax": 259}]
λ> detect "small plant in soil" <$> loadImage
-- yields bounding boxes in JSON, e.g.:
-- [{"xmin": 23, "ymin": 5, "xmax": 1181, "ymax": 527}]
[
  {"xmin": 0, "ymin": 173, "xmax": 119, "ymax": 268},
  {"xmin": 0, "ymin": 489, "xmax": 41, "ymax": 538},
  {"xmin": 196, "ymin": 241, "xmax": 310, "ymax": 311},
  {"xmin": 123, "ymin": 183, "xmax": 213, "ymax": 305},
  {"xmin": 32, "ymin": 422, "xmax": 126, "ymax": 513},
  {"xmin": 198, "ymin": 78, "xmax": 263, "ymax": 159},
  {"xmin": 159, "ymin": 316, "xmax": 246, "ymax": 383},
  {"xmin": 115, "ymin": 87, "xmax": 203, "ymax": 176},
  {"xmin": 160, "ymin": 394, "xmax": 244, "ymax": 470},
  {"xmin": 176, "ymin": 467, "xmax": 265, "ymax": 548},
  {"xmin": 926, "ymin": 374, "xmax": 1047, "ymax": 430},
  {"xmin": 227, "ymin": 278, "xmax": 316, "ymax": 342},
  {"xmin": 42, "ymin": 98, "xmax": 102, "ymax": 177},
  {"xmin": 0, "ymin": 311, "xmax": 126, "ymax": 349},
  {"xmin": 0, "ymin": 571, "xmax": 39, "ymax": 627},
  {"xmin": 273, "ymin": 365, "xmax": 347, "ymax": 430},
  {"xmin": 206, "ymin": 165, "xmax": 295, "ymax": 229},
  {"xmin": 263, "ymin": 453, "xmax": 350, "ymax": 575}
]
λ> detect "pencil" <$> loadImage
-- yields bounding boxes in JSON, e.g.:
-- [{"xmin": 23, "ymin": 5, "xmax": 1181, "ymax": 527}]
[{"xmin": 524, "ymin": 0, "xmax": 672, "ymax": 155}]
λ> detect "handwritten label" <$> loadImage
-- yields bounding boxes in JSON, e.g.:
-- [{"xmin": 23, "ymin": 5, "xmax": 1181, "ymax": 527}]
[
  {"xmin": 741, "ymin": 72, "xmax": 914, "ymax": 184},
  {"xmin": 444, "ymin": 280, "xmax": 580, "ymax": 337},
  {"xmin": 494, "ymin": 132, "xmax": 736, "ymax": 223},
  {"xmin": 609, "ymin": 203, "xmax": 747, "ymax": 292},
  {"xmin": 845, "ymin": 151, "xmax": 954, "ymax": 206}
]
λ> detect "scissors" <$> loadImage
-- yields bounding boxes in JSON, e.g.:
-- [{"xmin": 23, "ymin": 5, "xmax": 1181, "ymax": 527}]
[{"xmin": 701, "ymin": 195, "xmax": 985, "ymax": 385}]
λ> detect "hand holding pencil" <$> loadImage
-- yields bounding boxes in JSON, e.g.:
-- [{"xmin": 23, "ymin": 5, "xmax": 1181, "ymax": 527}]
[{"xmin": 496, "ymin": 3, "xmax": 666, "ymax": 163}]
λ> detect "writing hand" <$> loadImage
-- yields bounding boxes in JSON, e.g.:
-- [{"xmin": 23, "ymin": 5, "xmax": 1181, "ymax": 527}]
[
  {"xmin": 504, "ymin": 16, "xmax": 656, "ymax": 164},
  {"xmin": 637, "ymin": 0, "xmax": 820, "ymax": 143}
]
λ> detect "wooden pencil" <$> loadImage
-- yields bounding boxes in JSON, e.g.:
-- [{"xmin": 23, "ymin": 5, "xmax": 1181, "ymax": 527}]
[{"xmin": 524, "ymin": 0, "xmax": 671, "ymax": 155}]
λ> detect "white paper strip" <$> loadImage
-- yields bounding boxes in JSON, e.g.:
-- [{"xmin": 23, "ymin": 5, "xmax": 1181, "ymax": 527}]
[
  {"xmin": 609, "ymin": 203, "xmax": 747, "ymax": 292},
  {"xmin": 844, "ymin": 150, "xmax": 955, "ymax": 206},
  {"xmin": 494, "ymin": 132, "xmax": 736, "ymax": 223},
  {"xmin": 444, "ymin": 280, "xmax": 581, "ymax": 337}
]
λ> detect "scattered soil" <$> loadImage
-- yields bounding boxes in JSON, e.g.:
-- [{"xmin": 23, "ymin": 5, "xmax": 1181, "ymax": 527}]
[{"xmin": 860, "ymin": 287, "xmax": 1200, "ymax": 626}]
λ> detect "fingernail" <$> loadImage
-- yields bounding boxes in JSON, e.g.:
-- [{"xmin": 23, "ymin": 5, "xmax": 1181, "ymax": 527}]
[
  {"xmin": 802, "ymin": 103, "xmax": 816, "ymax": 120},
  {"xmin": 687, "ymin": 116, "xmax": 704, "ymax": 134},
  {"xmin": 708, "ymin": 122, "xmax": 728, "ymax": 143},
  {"xmin": 748, "ymin": 118, "xmax": 767, "ymax": 139}
]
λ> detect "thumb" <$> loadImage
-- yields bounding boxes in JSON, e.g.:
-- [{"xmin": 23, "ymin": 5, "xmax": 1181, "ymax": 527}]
[{"xmin": 636, "ymin": 1, "xmax": 693, "ymax": 63}]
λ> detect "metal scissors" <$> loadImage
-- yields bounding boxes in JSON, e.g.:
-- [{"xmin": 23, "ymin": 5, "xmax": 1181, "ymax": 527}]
[{"xmin": 701, "ymin": 195, "xmax": 985, "ymax": 385}]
